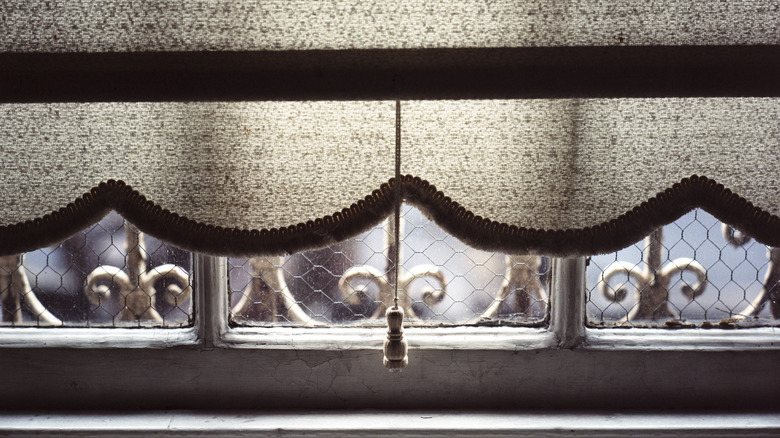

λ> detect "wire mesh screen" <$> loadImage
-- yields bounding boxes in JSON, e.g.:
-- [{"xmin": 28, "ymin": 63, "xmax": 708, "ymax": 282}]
[
  {"xmin": 0, "ymin": 211, "xmax": 193, "ymax": 327},
  {"xmin": 587, "ymin": 209, "xmax": 779, "ymax": 328},
  {"xmin": 229, "ymin": 205, "xmax": 550, "ymax": 326}
]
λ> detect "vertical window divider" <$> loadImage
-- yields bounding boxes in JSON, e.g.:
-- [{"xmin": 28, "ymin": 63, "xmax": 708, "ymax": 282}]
[
  {"xmin": 194, "ymin": 254, "xmax": 228, "ymax": 348},
  {"xmin": 549, "ymin": 257, "xmax": 587, "ymax": 348}
]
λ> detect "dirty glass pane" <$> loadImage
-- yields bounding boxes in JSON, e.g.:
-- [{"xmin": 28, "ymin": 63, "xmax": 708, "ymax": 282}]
[
  {"xmin": 229, "ymin": 205, "xmax": 550, "ymax": 326},
  {"xmin": 0, "ymin": 211, "xmax": 193, "ymax": 327},
  {"xmin": 587, "ymin": 209, "xmax": 778, "ymax": 328}
]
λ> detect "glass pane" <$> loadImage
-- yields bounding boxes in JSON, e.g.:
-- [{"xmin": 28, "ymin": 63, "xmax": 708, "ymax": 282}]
[
  {"xmin": 229, "ymin": 205, "xmax": 549, "ymax": 326},
  {"xmin": 587, "ymin": 209, "xmax": 778, "ymax": 328},
  {"xmin": 0, "ymin": 211, "xmax": 193, "ymax": 327}
]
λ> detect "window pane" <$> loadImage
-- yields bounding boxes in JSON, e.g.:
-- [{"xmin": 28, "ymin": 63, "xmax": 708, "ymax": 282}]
[
  {"xmin": 0, "ymin": 211, "xmax": 193, "ymax": 327},
  {"xmin": 229, "ymin": 205, "xmax": 549, "ymax": 326},
  {"xmin": 587, "ymin": 209, "xmax": 778, "ymax": 328}
]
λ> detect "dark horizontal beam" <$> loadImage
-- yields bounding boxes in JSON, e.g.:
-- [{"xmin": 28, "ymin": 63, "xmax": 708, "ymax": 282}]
[{"xmin": 1, "ymin": 46, "xmax": 778, "ymax": 102}]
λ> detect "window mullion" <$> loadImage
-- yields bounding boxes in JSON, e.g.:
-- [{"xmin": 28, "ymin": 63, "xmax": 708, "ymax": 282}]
[
  {"xmin": 194, "ymin": 254, "xmax": 228, "ymax": 348},
  {"xmin": 549, "ymin": 257, "xmax": 586, "ymax": 348}
]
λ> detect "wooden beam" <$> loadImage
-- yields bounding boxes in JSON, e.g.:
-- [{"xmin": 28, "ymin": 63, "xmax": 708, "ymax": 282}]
[{"xmin": 1, "ymin": 46, "xmax": 778, "ymax": 102}]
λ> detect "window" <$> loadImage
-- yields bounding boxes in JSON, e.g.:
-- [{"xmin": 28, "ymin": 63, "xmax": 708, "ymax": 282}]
[
  {"xmin": 1, "ymin": 1, "xmax": 779, "ymax": 434},
  {"xmin": 588, "ymin": 209, "xmax": 778, "ymax": 328},
  {"xmin": 228, "ymin": 205, "xmax": 549, "ymax": 327},
  {"xmin": 1, "ymin": 212, "xmax": 193, "ymax": 327}
]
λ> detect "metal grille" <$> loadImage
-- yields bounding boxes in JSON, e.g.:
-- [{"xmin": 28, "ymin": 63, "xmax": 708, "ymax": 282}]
[
  {"xmin": 0, "ymin": 211, "xmax": 193, "ymax": 327},
  {"xmin": 587, "ymin": 209, "xmax": 779, "ymax": 327},
  {"xmin": 229, "ymin": 205, "xmax": 549, "ymax": 326}
]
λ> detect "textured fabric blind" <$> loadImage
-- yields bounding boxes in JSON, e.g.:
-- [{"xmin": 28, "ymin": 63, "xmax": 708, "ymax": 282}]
[
  {"xmin": 1, "ymin": 98, "xmax": 778, "ymax": 256},
  {"xmin": 1, "ymin": 1, "xmax": 779, "ymax": 256},
  {"xmin": 404, "ymin": 99, "xmax": 780, "ymax": 229},
  {"xmin": 2, "ymin": 1, "xmax": 778, "ymax": 51},
  {"xmin": 0, "ymin": 102, "xmax": 394, "ymax": 231}
]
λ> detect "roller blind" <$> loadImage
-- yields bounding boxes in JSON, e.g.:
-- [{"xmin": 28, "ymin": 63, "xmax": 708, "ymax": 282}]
[
  {"xmin": 3, "ymin": 1, "xmax": 778, "ymax": 50},
  {"xmin": 1, "ymin": 1, "xmax": 779, "ymax": 257}
]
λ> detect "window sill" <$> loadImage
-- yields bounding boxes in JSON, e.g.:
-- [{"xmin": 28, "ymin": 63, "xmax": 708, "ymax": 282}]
[
  {"xmin": 1, "ymin": 411, "xmax": 778, "ymax": 437},
  {"xmin": 2, "ymin": 324, "xmax": 777, "ymax": 352},
  {"xmin": 218, "ymin": 326, "xmax": 555, "ymax": 350},
  {"xmin": 0, "ymin": 326, "xmax": 198, "ymax": 349},
  {"xmin": 583, "ymin": 326, "xmax": 780, "ymax": 351}
]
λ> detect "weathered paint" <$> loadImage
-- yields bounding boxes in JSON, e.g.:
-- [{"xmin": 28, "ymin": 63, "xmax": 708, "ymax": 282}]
[{"xmin": 0, "ymin": 346, "xmax": 777, "ymax": 410}]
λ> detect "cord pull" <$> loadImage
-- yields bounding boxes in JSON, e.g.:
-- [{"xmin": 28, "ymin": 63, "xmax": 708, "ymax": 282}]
[{"xmin": 383, "ymin": 305, "xmax": 408, "ymax": 371}]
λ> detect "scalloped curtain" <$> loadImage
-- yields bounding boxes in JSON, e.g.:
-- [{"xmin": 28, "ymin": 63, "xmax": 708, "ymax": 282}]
[{"xmin": 1, "ymin": 1, "xmax": 779, "ymax": 256}]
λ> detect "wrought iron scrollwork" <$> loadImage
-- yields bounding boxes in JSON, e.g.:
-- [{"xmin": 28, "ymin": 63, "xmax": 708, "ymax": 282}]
[
  {"xmin": 722, "ymin": 224, "xmax": 780, "ymax": 319},
  {"xmin": 235, "ymin": 213, "xmax": 548, "ymax": 325},
  {"xmin": 476, "ymin": 254, "xmax": 547, "ymax": 322},
  {"xmin": 337, "ymin": 216, "xmax": 447, "ymax": 320},
  {"xmin": 598, "ymin": 228, "xmax": 707, "ymax": 323},
  {"xmin": 230, "ymin": 256, "xmax": 320, "ymax": 325},
  {"xmin": 84, "ymin": 223, "xmax": 191, "ymax": 325},
  {"xmin": 0, "ymin": 254, "xmax": 62, "ymax": 325}
]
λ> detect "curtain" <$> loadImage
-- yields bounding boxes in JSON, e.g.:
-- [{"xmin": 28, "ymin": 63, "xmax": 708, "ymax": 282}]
[{"xmin": 1, "ymin": 1, "xmax": 778, "ymax": 257}]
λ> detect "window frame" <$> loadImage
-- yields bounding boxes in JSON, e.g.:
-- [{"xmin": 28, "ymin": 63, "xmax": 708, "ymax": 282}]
[
  {"xmin": 1, "ymin": 8, "xmax": 779, "ymax": 437},
  {"xmin": 0, "ymin": 248, "xmax": 777, "ymax": 417},
  {"xmin": 3, "ymin": 411, "xmax": 780, "ymax": 436},
  {"xmin": 1, "ymin": 254, "xmax": 777, "ymax": 351}
]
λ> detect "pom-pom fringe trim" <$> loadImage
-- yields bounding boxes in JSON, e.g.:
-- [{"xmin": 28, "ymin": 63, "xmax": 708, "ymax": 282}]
[{"xmin": 0, "ymin": 175, "xmax": 778, "ymax": 257}]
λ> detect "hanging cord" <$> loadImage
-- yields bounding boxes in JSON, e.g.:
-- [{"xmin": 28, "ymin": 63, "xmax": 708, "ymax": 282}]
[
  {"xmin": 393, "ymin": 99, "xmax": 401, "ymax": 308},
  {"xmin": 384, "ymin": 99, "xmax": 408, "ymax": 371}
]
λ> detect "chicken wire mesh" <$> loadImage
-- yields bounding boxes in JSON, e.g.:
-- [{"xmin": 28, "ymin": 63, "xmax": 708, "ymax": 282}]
[
  {"xmin": 587, "ymin": 209, "xmax": 779, "ymax": 328},
  {"xmin": 0, "ymin": 211, "xmax": 193, "ymax": 327},
  {"xmin": 229, "ymin": 205, "xmax": 550, "ymax": 326}
]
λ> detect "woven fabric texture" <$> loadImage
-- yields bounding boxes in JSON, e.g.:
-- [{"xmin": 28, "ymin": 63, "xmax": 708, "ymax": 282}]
[
  {"xmin": 0, "ymin": 101, "xmax": 395, "ymax": 230},
  {"xmin": 1, "ymin": 98, "xmax": 778, "ymax": 237},
  {"xmin": 1, "ymin": 1, "xmax": 777, "ymax": 52},
  {"xmin": 404, "ymin": 98, "xmax": 780, "ymax": 230}
]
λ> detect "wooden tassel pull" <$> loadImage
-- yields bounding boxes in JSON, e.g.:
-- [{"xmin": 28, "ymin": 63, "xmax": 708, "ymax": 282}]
[{"xmin": 383, "ymin": 305, "xmax": 408, "ymax": 371}]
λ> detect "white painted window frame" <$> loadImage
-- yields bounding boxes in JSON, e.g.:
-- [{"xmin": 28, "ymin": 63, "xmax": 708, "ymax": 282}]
[
  {"xmin": 205, "ymin": 255, "xmax": 779, "ymax": 352},
  {"xmin": 1, "ymin": 255, "xmax": 775, "ymax": 351},
  {"xmin": 0, "ymin": 254, "xmax": 777, "ymax": 430},
  {"xmin": 3, "ymin": 411, "xmax": 780, "ymax": 437}
]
